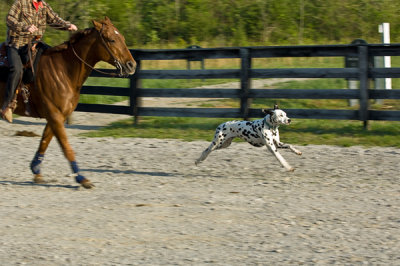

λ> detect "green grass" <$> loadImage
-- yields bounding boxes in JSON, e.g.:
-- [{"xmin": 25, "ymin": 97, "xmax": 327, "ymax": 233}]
[
  {"xmin": 78, "ymin": 62, "xmax": 400, "ymax": 147},
  {"xmin": 82, "ymin": 117, "xmax": 400, "ymax": 148},
  {"xmin": 79, "ymin": 77, "xmax": 130, "ymax": 104},
  {"xmin": 79, "ymin": 76, "xmax": 238, "ymax": 104}
]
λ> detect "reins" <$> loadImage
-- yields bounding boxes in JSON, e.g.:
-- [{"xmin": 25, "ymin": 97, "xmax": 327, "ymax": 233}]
[
  {"xmin": 36, "ymin": 23, "xmax": 125, "ymax": 77},
  {"xmin": 71, "ymin": 44, "xmax": 119, "ymax": 77},
  {"xmin": 70, "ymin": 24, "xmax": 124, "ymax": 77},
  {"xmin": 97, "ymin": 24, "xmax": 124, "ymax": 76}
]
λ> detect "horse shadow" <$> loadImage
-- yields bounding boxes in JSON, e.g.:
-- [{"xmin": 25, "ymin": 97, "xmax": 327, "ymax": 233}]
[
  {"xmin": 0, "ymin": 169, "xmax": 173, "ymax": 190},
  {"xmin": 13, "ymin": 118, "xmax": 104, "ymax": 131},
  {"xmin": 81, "ymin": 168, "xmax": 174, "ymax": 177},
  {"xmin": 0, "ymin": 180, "xmax": 80, "ymax": 189}
]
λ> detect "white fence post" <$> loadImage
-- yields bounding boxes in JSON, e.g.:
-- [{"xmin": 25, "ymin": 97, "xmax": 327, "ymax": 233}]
[{"xmin": 376, "ymin": 23, "xmax": 392, "ymax": 104}]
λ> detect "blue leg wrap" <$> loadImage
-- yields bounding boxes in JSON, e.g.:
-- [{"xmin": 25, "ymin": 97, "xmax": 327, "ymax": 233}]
[
  {"xmin": 75, "ymin": 174, "xmax": 86, "ymax": 183},
  {"xmin": 30, "ymin": 152, "xmax": 44, "ymax": 175},
  {"xmin": 70, "ymin": 161, "xmax": 85, "ymax": 183},
  {"xmin": 71, "ymin": 161, "xmax": 79, "ymax": 173}
]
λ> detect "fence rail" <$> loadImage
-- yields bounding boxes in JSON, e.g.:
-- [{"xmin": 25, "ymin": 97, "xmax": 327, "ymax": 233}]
[{"xmin": 76, "ymin": 44, "xmax": 400, "ymax": 125}]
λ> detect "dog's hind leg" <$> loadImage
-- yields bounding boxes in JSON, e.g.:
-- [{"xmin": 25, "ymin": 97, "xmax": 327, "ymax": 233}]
[
  {"xmin": 220, "ymin": 137, "xmax": 233, "ymax": 148},
  {"xmin": 195, "ymin": 136, "xmax": 234, "ymax": 165},
  {"xmin": 195, "ymin": 141, "xmax": 216, "ymax": 165},
  {"xmin": 195, "ymin": 126, "xmax": 232, "ymax": 165}
]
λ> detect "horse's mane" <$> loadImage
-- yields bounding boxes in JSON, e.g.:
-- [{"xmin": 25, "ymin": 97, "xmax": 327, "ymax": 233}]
[{"xmin": 45, "ymin": 27, "xmax": 94, "ymax": 54}]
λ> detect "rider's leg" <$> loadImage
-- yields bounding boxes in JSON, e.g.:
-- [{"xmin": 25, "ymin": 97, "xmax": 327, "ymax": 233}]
[{"xmin": 1, "ymin": 46, "xmax": 23, "ymax": 122}]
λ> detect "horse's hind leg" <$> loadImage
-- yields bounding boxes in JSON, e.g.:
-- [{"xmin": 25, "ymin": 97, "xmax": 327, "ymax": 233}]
[
  {"xmin": 31, "ymin": 124, "xmax": 53, "ymax": 183},
  {"xmin": 47, "ymin": 116, "xmax": 94, "ymax": 189}
]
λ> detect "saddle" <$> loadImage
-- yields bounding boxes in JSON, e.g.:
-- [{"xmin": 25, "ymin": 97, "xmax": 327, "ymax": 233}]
[{"xmin": 0, "ymin": 40, "xmax": 44, "ymax": 116}]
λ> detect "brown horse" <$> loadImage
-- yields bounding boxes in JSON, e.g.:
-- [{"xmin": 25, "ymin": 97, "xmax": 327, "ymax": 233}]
[{"xmin": 0, "ymin": 17, "xmax": 136, "ymax": 188}]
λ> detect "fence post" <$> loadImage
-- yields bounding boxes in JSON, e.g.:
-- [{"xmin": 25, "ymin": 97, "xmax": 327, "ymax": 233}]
[
  {"xmin": 358, "ymin": 45, "xmax": 369, "ymax": 129},
  {"xmin": 240, "ymin": 48, "xmax": 251, "ymax": 120},
  {"xmin": 130, "ymin": 59, "xmax": 141, "ymax": 125}
]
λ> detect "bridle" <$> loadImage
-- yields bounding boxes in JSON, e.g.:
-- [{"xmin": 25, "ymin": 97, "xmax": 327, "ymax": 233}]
[{"xmin": 70, "ymin": 24, "xmax": 125, "ymax": 77}]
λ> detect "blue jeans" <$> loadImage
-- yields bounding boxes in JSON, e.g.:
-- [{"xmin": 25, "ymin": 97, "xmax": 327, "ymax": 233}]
[{"xmin": 2, "ymin": 45, "xmax": 28, "ymax": 109}]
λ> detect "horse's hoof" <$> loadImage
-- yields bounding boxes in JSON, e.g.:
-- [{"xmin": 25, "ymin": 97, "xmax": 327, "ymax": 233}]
[
  {"xmin": 76, "ymin": 175, "xmax": 94, "ymax": 189},
  {"xmin": 33, "ymin": 174, "xmax": 46, "ymax": 184},
  {"xmin": 79, "ymin": 178, "xmax": 95, "ymax": 189},
  {"xmin": 74, "ymin": 174, "xmax": 94, "ymax": 189}
]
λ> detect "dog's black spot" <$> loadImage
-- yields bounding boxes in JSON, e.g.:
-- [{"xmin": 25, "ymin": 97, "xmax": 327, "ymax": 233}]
[
  {"xmin": 250, "ymin": 134, "xmax": 260, "ymax": 139},
  {"xmin": 242, "ymin": 130, "xmax": 250, "ymax": 138},
  {"xmin": 246, "ymin": 122, "xmax": 251, "ymax": 126}
]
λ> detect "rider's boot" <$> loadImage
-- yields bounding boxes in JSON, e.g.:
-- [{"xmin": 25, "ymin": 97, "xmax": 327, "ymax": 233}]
[
  {"xmin": 1, "ymin": 105, "xmax": 13, "ymax": 123},
  {"xmin": 1, "ymin": 96, "xmax": 18, "ymax": 123}
]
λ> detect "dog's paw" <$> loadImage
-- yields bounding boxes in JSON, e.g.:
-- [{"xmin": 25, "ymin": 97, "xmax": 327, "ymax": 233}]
[
  {"xmin": 288, "ymin": 167, "xmax": 295, "ymax": 172},
  {"xmin": 297, "ymin": 151, "xmax": 302, "ymax": 156}
]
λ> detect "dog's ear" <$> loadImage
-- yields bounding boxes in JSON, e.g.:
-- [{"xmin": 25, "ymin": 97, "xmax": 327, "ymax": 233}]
[
  {"xmin": 274, "ymin": 104, "xmax": 279, "ymax": 110},
  {"xmin": 262, "ymin": 108, "xmax": 274, "ymax": 115}
]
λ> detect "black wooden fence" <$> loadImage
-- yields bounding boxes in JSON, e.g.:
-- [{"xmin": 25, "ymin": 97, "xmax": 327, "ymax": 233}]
[{"xmin": 76, "ymin": 43, "xmax": 400, "ymax": 125}]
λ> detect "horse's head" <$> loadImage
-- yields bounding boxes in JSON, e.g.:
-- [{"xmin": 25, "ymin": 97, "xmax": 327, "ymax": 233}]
[{"xmin": 92, "ymin": 17, "xmax": 136, "ymax": 76}]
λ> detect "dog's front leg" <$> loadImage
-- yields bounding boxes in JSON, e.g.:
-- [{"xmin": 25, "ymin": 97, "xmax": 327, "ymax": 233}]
[
  {"xmin": 266, "ymin": 144, "xmax": 294, "ymax": 172},
  {"xmin": 276, "ymin": 142, "xmax": 302, "ymax": 155}
]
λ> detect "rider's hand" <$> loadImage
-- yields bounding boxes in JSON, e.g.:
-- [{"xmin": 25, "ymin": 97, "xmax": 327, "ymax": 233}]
[
  {"xmin": 68, "ymin": 24, "xmax": 78, "ymax": 31},
  {"xmin": 26, "ymin": 25, "xmax": 38, "ymax": 33}
]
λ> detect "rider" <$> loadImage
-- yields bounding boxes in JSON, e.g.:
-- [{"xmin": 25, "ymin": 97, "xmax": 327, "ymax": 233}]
[{"xmin": 1, "ymin": 0, "xmax": 78, "ymax": 123}]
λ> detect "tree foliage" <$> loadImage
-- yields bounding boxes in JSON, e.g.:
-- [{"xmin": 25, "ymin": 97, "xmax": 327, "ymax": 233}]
[{"xmin": 1, "ymin": 0, "xmax": 399, "ymax": 47}]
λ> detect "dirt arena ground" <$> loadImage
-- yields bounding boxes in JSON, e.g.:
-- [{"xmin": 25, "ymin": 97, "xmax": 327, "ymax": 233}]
[{"xmin": 0, "ymin": 113, "xmax": 399, "ymax": 265}]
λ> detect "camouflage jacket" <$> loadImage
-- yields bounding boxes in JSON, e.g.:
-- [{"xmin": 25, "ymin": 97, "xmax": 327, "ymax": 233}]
[{"xmin": 6, "ymin": 0, "xmax": 71, "ymax": 48}]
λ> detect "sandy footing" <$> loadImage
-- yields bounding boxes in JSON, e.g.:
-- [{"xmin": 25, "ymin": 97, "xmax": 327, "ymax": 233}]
[{"xmin": 0, "ymin": 115, "xmax": 399, "ymax": 264}]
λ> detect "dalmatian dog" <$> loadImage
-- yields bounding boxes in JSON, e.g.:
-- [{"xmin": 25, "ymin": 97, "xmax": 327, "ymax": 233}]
[{"xmin": 195, "ymin": 105, "xmax": 302, "ymax": 171}]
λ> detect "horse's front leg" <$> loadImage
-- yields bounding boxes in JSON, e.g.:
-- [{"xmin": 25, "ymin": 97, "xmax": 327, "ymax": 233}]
[
  {"xmin": 31, "ymin": 124, "xmax": 53, "ymax": 183},
  {"xmin": 47, "ymin": 113, "xmax": 94, "ymax": 189}
]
